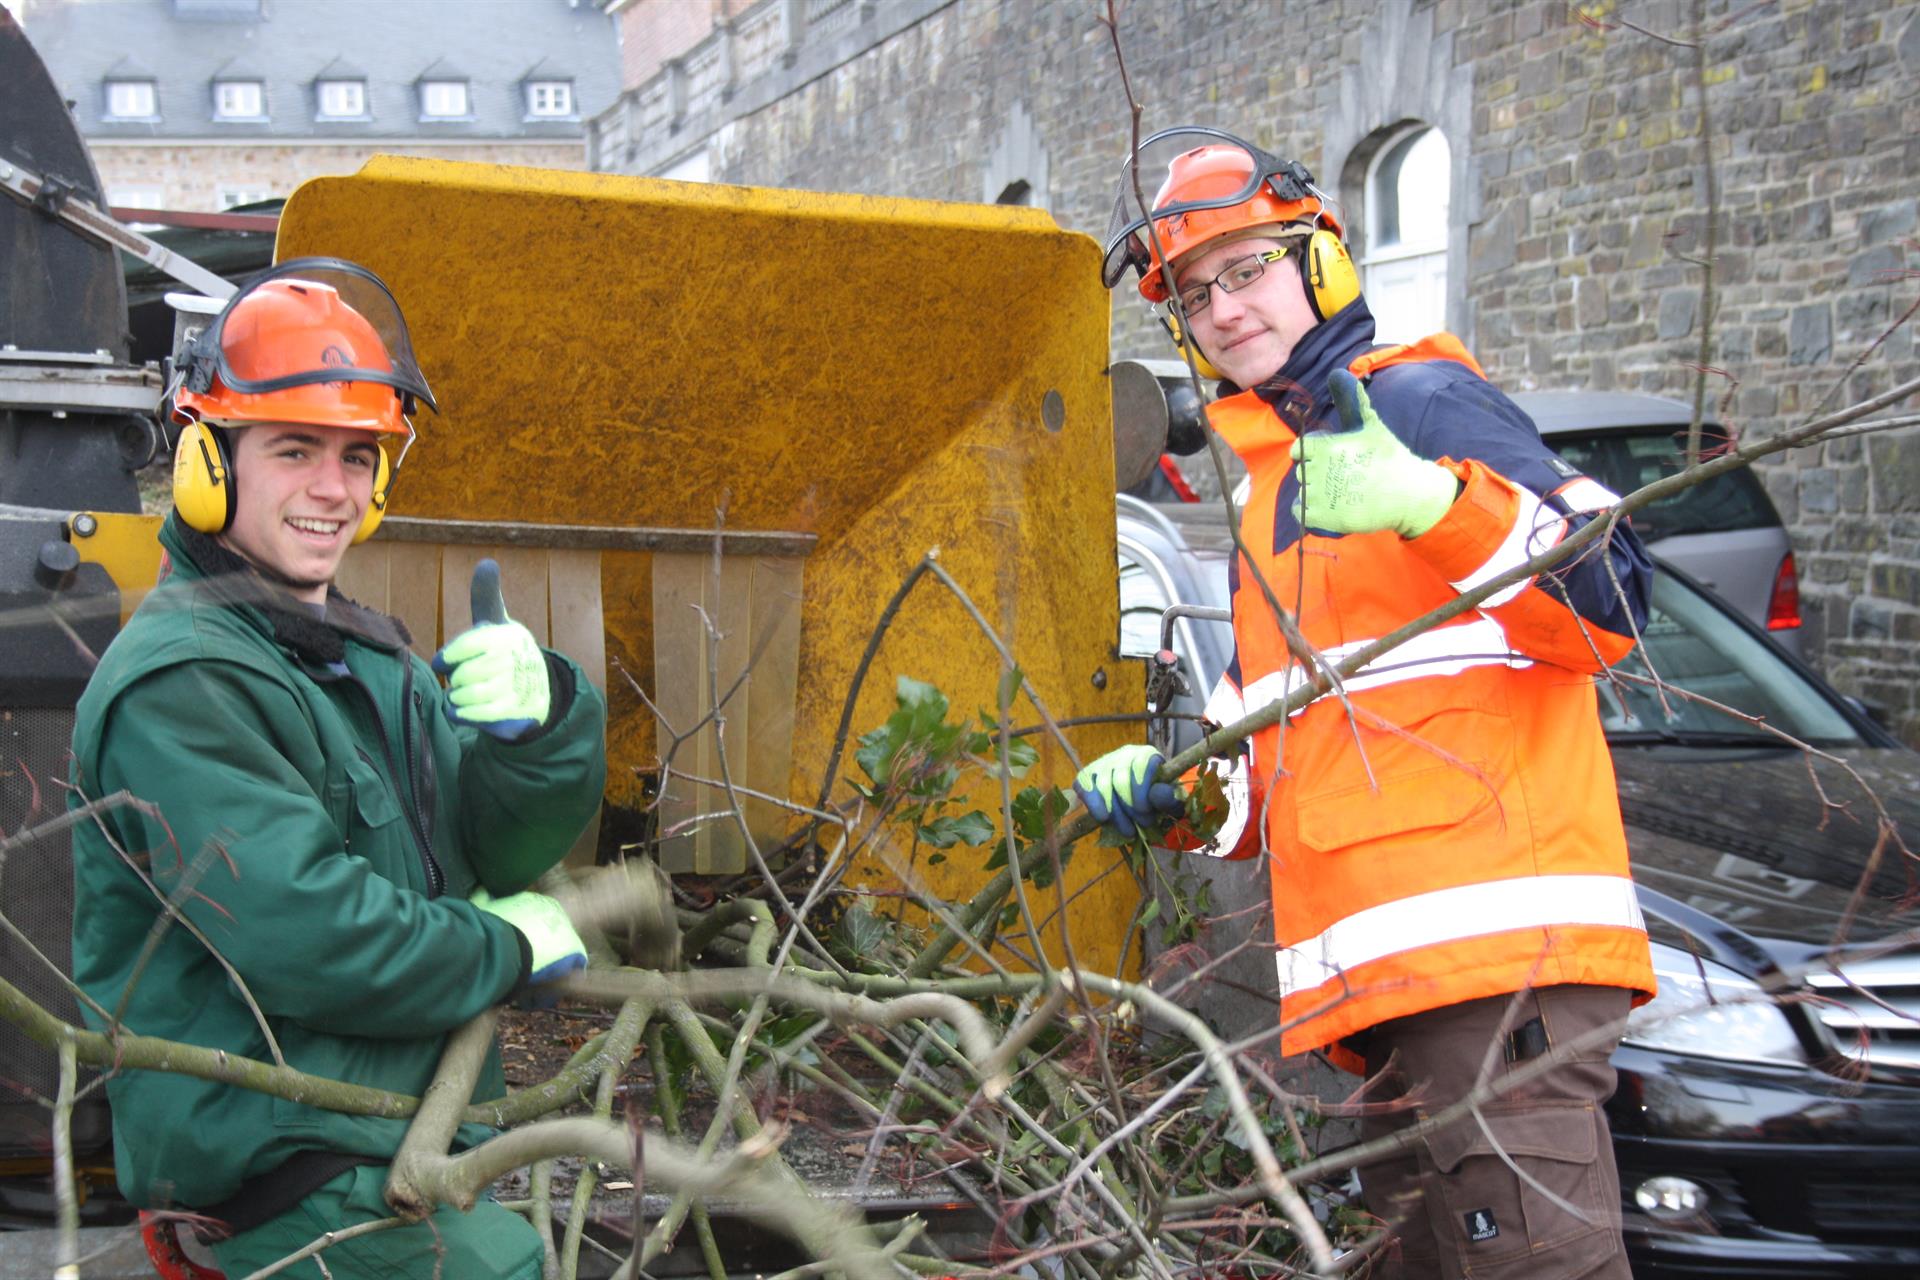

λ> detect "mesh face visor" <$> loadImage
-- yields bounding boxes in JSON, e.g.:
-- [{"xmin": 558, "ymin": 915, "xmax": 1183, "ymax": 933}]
[
  {"xmin": 1099, "ymin": 127, "xmax": 1320, "ymax": 290},
  {"xmin": 180, "ymin": 257, "xmax": 438, "ymax": 414}
]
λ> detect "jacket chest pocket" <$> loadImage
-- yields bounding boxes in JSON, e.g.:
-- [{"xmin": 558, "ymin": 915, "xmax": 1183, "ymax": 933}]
[{"xmin": 329, "ymin": 750, "xmax": 405, "ymax": 863}]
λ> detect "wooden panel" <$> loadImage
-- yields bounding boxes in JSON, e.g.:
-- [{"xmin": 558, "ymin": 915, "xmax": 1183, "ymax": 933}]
[
  {"xmin": 386, "ymin": 543, "xmax": 443, "ymax": 661},
  {"xmin": 652, "ymin": 550, "xmax": 718, "ymax": 873},
  {"xmin": 439, "ymin": 545, "xmax": 550, "ymax": 643},
  {"xmin": 741, "ymin": 556, "xmax": 804, "ymax": 849},
  {"xmin": 651, "ymin": 551, "xmax": 805, "ymax": 874},
  {"xmin": 549, "ymin": 549, "xmax": 606, "ymax": 869},
  {"xmin": 334, "ymin": 543, "xmax": 391, "ymax": 612},
  {"xmin": 548, "ymin": 550, "xmax": 607, "ymax": 694}
]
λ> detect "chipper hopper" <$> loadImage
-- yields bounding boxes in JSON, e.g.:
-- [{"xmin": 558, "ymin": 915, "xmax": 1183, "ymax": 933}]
[{"xmin": 72, "ymin": 156, "xmax": 1148, "ymax": 977}]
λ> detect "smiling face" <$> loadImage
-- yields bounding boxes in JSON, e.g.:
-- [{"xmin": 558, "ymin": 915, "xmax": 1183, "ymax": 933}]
[
  {"xmin": 1175, "ymin": 233, "xmax": 1322, "ymax": 388},
  {"xmin": 218, "ymin": 424, "xmax": 380, "ymax": 604}
]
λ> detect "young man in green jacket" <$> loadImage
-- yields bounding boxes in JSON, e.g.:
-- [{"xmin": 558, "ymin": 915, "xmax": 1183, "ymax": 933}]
[{"xmin": 69, "ymin": 259, "xmax": 607, "ymax": 1279}]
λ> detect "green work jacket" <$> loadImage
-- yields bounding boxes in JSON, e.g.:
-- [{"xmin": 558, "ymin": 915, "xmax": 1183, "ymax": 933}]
[{"xmin": 68, "ymin": 515, "xmax": 608, "ymax": 1209}]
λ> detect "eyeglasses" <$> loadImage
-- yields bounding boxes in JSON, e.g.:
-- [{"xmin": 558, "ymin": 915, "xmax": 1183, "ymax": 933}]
[{"xmin": 1174, "ymin": 247, "xmax": 1293, "ymax": 316}]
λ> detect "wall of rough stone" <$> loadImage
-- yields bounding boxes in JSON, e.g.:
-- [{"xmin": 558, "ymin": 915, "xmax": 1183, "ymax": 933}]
[
  {"xmin": 92, "ymin": 140, "xmax": 591, "ymax": 211},
  {"xmin": 597, "ymin": 0, "xmax": 1920, "ymax": 743}
]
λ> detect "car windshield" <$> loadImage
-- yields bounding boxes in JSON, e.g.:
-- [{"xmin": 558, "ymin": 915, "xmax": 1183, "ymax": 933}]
[
  {"xmin": 1549, "ymin": 428, "xmax": 1777, "ymax": 541},
  {"xmin": 1120, "ymin": 503, "xmax": 1863, "ymax": 749},
  {"xmin": 1602, "ymin": 569, "xmax": 1864, "ymax": 746}
]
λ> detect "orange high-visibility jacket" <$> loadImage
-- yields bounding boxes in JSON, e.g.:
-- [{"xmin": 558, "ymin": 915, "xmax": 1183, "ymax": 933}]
[{"xmin": 1184, "ymin": 307, "xmax": 1657, "ymax": 1071}]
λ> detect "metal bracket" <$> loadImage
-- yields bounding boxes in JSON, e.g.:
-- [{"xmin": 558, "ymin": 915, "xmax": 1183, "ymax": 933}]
[{"xmin": 0, "ymin": 158, "xmax": 234, "ymax": 301}]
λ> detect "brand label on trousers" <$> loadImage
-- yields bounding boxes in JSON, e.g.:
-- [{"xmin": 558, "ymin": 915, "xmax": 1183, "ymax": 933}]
[{"xmin": 1465, "ymin": 1208, "xmax": 1500, "ymax": 1242}]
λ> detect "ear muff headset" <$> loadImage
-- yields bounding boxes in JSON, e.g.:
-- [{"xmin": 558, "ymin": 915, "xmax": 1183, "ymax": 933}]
[
  {"xmin": 172, "ymin": 421, "xmax": 393, "ymax": 544},
  {"xmin": 1302, "ymin": 227, "xmax": 1360, "ymax": 321},
  {"xmin": 1159, "ymin": 310, "xmax": 1224, "ymax": 382}
]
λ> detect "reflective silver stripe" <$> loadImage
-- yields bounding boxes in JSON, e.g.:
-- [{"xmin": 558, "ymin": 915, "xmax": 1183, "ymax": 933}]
[
  {"xmin": 1275, "ymin": 874, "xmax": 1647, "ymax": 996},
  {"xmin": 1236, "ymin": 616, "xmax": 1528, "ymax": 718},
  {"xmin": 1449, "ymin": 487, "xmax": 1565, "ymax": 607},
  {"xmin": 1196, "ymin": 676, "xmax": 1252, "ymax": 856},
  {"xmin": 1554, "ymin": 477, "xmax": 1621, "ymax": 514}
]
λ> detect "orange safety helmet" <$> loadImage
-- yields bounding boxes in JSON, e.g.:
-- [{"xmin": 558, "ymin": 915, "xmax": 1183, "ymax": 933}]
[
  {"xmin": 1101, "ymin": 127, "xmax": 1344, "ymax": 303},
  {"xmin": 170, "ymin": 257, "xmax": 436, "ymax": 435}
]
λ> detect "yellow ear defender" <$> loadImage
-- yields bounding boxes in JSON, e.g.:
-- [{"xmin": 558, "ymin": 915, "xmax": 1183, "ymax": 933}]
[
  {"xmin": 1303, "ymin": 227, "xmax": 1360, "ymax": 321},
  {"xmin": 1160, "ymin": 309, "xmax": 1224, "ymax": 381},
  {"xmin": 172, "ymin": 420, "xmax": 236, "ymax": 534},
  {"xmin": 354, "ymin": 444, "xmax": 393, "ymax": 544},
  {"xmin": 172, "ymin": 421, "xmax": 393, "ymax": 544}
]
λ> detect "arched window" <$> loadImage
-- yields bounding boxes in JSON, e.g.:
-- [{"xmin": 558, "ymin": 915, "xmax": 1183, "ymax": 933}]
[{"xmin": 1360, "ymin": 124, "xmax": 1450, "ymax": 343}]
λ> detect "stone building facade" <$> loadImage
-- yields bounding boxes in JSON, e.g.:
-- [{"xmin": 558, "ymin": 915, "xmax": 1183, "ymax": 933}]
[{"xmin": 591, "ymin": 0, "xmax": 1920, "ymax": 744}]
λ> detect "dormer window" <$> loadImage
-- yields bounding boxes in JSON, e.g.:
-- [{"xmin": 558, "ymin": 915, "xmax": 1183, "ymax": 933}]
[
  {"xmin": 315, "ymin": 79, "xmax": 367, "ymax": 120},
  {"xmin": 419, "ymin": 79, "xmax": 470, "ymax": 120},
  {"xmin": 213, "ymin": 79, "xmax": 265, "ymax": 120},
  {"xmin": 104, "ymin": 79, "xmax": 158, "ymax": 120},
  {"xmin": 526, "ymin": 80, "xmax": 573, "ymax": 118}
]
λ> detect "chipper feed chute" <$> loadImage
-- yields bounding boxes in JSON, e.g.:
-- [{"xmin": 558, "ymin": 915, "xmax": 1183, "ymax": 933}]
[{"xmin": 269, "ymin": 156, "xmax": 1143, "ymax": 974}]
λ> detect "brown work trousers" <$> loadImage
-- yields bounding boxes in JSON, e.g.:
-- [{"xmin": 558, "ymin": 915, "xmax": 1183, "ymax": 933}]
[{"xmin": 1354, "ymin": 984, "xmax": 1633, "ymax": 1280}]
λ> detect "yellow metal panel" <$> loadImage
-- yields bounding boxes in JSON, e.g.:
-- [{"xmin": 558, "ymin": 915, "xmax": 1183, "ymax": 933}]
[
  {"xmin": 68, "ymin": 512, "xmax": 163, "ymax": 626},
  {"xmin": 277, "ymin": 156, "xmax": 1142, "ymax": 975}
]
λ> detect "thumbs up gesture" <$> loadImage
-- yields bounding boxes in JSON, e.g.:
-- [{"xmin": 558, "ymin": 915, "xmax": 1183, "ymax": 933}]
[
  {"xmin": 1289, "ymin": 371, "xmax": 1459, "ymax": 539},
  {"xmin": 431, "ymin": 558, "xmax": 549, "ymax": 740}
]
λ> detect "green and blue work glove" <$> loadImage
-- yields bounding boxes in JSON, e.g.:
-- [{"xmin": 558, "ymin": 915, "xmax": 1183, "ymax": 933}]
[
  {"xmin": 1074, "ymin": 744, "xmax": 1183, "ymax": 840},
  {"xmin": 1290, "ymin": 370, "xmax": 1459, "ymax": 539},
  {"xmin": 471, "ymin": 887, "xmax": 587, "ymax": 995},
  {"xmin": 432, "ymin": 558, "xmax": 550, "ymax": 741}
]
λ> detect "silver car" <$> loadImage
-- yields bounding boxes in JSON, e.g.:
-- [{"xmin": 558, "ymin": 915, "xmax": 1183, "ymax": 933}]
[{"xmin": 1510, "ymin": 391, "xmax": 1802, "ymax": 657}]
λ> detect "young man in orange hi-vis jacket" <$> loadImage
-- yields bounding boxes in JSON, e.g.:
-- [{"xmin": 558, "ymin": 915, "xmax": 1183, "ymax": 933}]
[{"xmin": 1079, "ymin": 128, "xmax": 1657, "ymax": 1280}]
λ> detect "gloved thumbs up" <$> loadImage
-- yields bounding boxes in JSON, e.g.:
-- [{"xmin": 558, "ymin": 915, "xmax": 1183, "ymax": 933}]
[
  {"xmin": 470, "ymin": 556, "xmax": 509, "ymax": 625},
  {"xmin": 431, "ymin": 558, "xmax": 549, "ymax": 741},
  {"xmin": 1289, "ymin": 370, "xmax": 1459, "ymax": 539}
]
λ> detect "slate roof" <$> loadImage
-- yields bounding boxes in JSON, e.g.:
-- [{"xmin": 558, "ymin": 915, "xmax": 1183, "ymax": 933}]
[{"xmin": 26, "ymin": 0, "xmax": 619, "ymax": 139}]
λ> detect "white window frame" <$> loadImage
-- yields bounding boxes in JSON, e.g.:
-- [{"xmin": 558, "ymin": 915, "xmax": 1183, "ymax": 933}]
[
  {"xmin": 104, "ymin": 79, "xmax": 158, "ymax": 120},
  {"xmin": 525, "ymin": 80, "xmax": 573, "ymax": 118},
  {"xmin": 1359, "ymin": 123, "xmax": 1451, "ymax": 345},
  {"xmin": 315, "ymin": 79, "xmax": 367, "ymax": 120},
  {"xmin": 419, "ymin": 80, "xmax": 470, "ymax": 120},
  {"xmin": 213, "ymin": 80, "xmax": 266, "ymax": 121}
]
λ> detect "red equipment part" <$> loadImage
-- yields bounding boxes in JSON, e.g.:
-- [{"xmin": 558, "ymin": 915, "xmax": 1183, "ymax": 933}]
[{"xmin": 140, "ymin": 1211, "xmax": 226, "ymax": 1280}]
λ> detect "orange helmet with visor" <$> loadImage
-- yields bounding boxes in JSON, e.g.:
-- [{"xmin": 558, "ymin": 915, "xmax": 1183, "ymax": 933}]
[
  {"xmin": 1101, "ymin": 127, "xmax": 1343, "ymax": 303},
  {"xmin": 170, "ymin": 257, "xmax": 436, "ymax": 439}
]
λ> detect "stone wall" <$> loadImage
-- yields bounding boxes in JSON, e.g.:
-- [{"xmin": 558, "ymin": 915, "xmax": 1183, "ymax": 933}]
[
  {"xmin": 595, "ymin": 0, "xmax": 1920, "ymax": 743},
  {"xmin": 92, "ymin": 140, "xmax": 591, "ymax": 212}
]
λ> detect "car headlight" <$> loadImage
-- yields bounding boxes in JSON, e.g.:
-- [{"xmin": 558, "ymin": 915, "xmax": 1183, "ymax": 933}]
[{"xmin": 1624, "ymin": 942, "xmax": 1806, "ymax": 1064}]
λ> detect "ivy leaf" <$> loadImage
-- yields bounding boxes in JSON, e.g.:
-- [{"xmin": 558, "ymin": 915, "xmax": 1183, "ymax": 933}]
[
  {"xmin": 1010, "ymin": 786, "xmax": 1072, "ymax": 842},
  {"xmin": 918, "ymin": 810, "xmax": 995, "ymax": 849},
  {"xmin": 837, "ymin": 903, "xmax": 894, "ymax": 960},
  {"xmin": 854, "ymin": 722, "xmax": 898, "ymax": 786}
]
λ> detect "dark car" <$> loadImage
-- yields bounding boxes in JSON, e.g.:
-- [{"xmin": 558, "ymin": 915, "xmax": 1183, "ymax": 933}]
[{"xmin": 1115, "ymin": 496, "xmax": 1920, "ymax": 1278}]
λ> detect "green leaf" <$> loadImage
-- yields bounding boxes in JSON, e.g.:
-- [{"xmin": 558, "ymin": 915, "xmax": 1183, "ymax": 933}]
[
  {"xmin": 1138, "ymin": 898, "xmax": 1162, "ymax": 929},
  {"xmin": 1010, "ymin": 786, "xmax": 1072, "ymax": 842},
  {"xmin": 853, "ymin": 722, "xmax": 900, "ymax": 786},
  {"xmin": 836, "ymin": 903, "xmax": 894, "ymax": 959},
  {"xmin": 926, "ymin": 852, "xmax": 946, "ymax": 865},
  {"xmin": 996, "ymin": 665, "xmax": 1025, "ymax": 715},
  {"xmin": 918, "ymin": 810, "xmax": 996, "ymax": 849}
]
